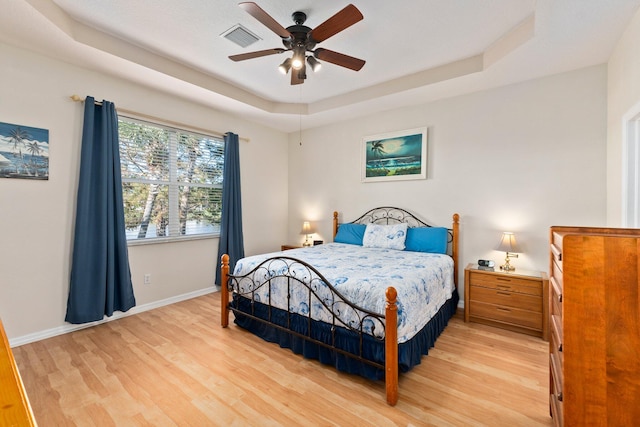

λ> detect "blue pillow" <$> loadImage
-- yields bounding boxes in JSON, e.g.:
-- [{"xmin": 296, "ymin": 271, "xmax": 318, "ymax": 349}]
[
  {"xmin": 405, "ymin": 227, "xmax": 448, "ymax": 254},
  {"xmin": 334, "ymin": 223, "xmax": 366, "ymax": 245}
]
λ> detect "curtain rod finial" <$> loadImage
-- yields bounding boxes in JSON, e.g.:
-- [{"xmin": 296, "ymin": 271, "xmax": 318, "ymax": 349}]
[{"xmin": 70, "ymin": 94, "xmax": 83, "ymax": 102}]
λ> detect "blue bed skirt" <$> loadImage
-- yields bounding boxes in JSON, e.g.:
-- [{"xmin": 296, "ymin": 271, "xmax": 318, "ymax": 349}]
[{"xmin": 231, "ymin": 289, "xmax": 459, "ymax": 381}]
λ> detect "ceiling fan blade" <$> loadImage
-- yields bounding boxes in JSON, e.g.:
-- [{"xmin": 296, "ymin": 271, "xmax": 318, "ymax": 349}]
[
  {"xmin": 308, "ymin": 4, "xmax": 363, "ymax": 43},
  {"xmin": 239, "ymin": 2, "xmax": 291, "ymax": 39},
  {"xmin": 229, "ymin": 48, "xmax": 285, "ymax": 61},
  {"xmin": 314, "ymin": 48, "xmax": 365, "ymax": 71}
]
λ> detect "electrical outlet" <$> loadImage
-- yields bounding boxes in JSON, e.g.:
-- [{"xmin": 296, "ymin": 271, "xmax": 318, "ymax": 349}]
[{"xmin": 144, "ymin": 274, "xmax": 151, "ymax": 285}]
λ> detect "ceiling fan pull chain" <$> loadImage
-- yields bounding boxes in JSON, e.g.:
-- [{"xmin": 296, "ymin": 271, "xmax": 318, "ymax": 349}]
[{"xmin": 299, "ymin": 85, "xmax": 303, "ymax": 146}]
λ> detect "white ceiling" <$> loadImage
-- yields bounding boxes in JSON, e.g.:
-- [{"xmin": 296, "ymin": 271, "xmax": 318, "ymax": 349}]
[{"xmin": 2, "ymin": 0, "xmax": 640, "ymax": 132}]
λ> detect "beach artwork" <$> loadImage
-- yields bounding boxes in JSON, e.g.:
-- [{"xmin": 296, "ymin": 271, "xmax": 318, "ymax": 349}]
[
  {"xmin": 362, "ymin": 127, "xmax": 427, "ymax": 182},
  {"xmin": 0, "ymin": 121, "xmax": 49, "ymax": 180}
]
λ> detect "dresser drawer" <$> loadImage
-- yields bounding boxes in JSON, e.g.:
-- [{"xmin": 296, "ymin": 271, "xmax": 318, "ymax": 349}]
[
  {"xmin": 471, "ymin": 301, "xmax": 542, "ymax": 330},
  {"xmin": 550, "ymin": 352, "xmax": 564, "ymax": 404},
  {"xmin": 552, "ymin": 231, "xmax": 566, "ymax": 250},
  {"xmin": 550, "ymin": 276, "xmax": 563, "ymax": 318},
  {"xmin": 550, "ymin": 243, "xmax": 563, "ymax": 270},
  {"xmin": 550, "ymin": 390, "xmax": 564, "ymax": 427},
  {"xmin": 469, "ymin": 273, "xmax": 542, "ymax": 296},
  {"xmin": 470, "ymin": 286, "xmax": 542, "ymax": 312},
  {"xmin": 550, "ymin": 316, "xmax": 564, "ymax": 368},
  {"xmin": 552, "ymin": 261, "xmax": 563, "ymax": 287}
]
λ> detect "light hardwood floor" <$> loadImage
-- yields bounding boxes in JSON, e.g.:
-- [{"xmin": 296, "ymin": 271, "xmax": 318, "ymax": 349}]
[{"xmin": 13, "ymin": 292, "xmax": 552, "ymax": 426}]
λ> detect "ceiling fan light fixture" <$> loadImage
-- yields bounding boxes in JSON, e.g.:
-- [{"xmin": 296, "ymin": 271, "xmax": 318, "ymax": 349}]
[
  {"xmin": 278, "ymin": 58, "xmax": 292, "ymax": 74},
  {"xmin": 231, "ymin": 3, "xmax": 365, "ymax": 85},
  {"xmin": 307, "ymin": 56, "xmax": 321, "ymax": 72},
  {"xmin": 291, "ymin": 55, "xmax": 304, "ymax": 70}
]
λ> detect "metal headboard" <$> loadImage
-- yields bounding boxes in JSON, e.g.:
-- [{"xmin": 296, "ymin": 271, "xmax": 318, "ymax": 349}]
[
  {"xmin": 332, "ymin": 207, "xmax": 460, "ymax": 285},
  {"xmin": 339, "ymin": 206, "xmax": 455, "ymax": 247},
  {"xmin": 350, "ymin": 207, "xmax": 431, "ymax": 228}
]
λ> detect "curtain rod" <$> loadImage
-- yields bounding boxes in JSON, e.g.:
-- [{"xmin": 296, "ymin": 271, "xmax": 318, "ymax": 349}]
[{"xmin": 69, "ymin": 95, "xmax": 249, "ymax": 143}]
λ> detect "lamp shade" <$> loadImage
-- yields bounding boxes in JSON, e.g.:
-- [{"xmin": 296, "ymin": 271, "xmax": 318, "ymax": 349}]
[
  {"xmin": 300, "ymin": 221, "xmax": 316, "ymax": 235},
  {"xmin": 496, "ymin": 232, "xmax": 520, "ymax": 253},
  {"xmin": 307, "ymin": 56, "xmax": 321, "ymax": 72},
  {"xmin": 278, "ymin": 58, "xmax": 292, "ymax": 74}
]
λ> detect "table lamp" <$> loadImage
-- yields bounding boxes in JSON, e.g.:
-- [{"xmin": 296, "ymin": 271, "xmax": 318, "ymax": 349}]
[
  {"xmin": 301, "ymin": 221, "xmax": 316, "ymax": 247},
  {"xmin": 496, "ymin": 231, "xmax": 520, "ymax": 271}
]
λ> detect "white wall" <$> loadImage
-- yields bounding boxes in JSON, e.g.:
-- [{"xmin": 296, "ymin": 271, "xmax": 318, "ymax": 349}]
[
  {"xmin": 288, "ymin": 66, "xmax": 608, "ymax": 295},
  {"xmin": 0, "ymin": 37, "xmax": 614, "ymax": 341},
  {"xmin": 0, "ymin": 42, "xmax": 289, "ymax": 341},
  {"xmin": 607, "ymin": 7, "xmax": 640, "ymax": 226}
]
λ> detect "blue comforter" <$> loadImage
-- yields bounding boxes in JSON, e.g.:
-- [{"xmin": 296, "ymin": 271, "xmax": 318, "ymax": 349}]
[{"xmin": 232, "ymin": 243, "xmax": 454, "ymax": 343}]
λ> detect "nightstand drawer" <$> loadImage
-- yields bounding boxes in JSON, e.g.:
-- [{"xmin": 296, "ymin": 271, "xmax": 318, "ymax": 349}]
[
  {"xmin": 470, "ymin": 286, "xmax": 541, "ymax": 312},
  {"xmin": 471, "ymin": 301, "xmax": 542, "ymax": 330},
  {"xmin": 469, "ymin": 273, "xmax": 542, "ymax": 296}
]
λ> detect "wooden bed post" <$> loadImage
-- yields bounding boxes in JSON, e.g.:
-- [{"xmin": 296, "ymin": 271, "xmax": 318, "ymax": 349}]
[
  {"xmin": 333, "ymin": 211, "xmax": 339, "ymax": 239},
  {"xmin": 385, "ymin": 286, "xmax": 398, "ymax": 406},
  {"xmin": 452, "ymin": 213, "xmax": 460, "ymax": 287},
  {"xmin": 221, "ymin": 254, "xmax": 230, "ymax": 328}
]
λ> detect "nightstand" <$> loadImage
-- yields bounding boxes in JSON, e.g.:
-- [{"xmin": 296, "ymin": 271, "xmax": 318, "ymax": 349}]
[
  {"xmin": 281, "ymin": 244, "xmax": 302, "ymax": 251},
  {"xmin": 464, "ymin": 263, "xmax": 548, "ymax": 340}
]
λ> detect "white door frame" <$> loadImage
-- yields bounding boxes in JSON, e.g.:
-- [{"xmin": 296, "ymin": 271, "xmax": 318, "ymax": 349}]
[{"xmin": 622, "ymin": 102, "xmax": 640, "ymax": 227}]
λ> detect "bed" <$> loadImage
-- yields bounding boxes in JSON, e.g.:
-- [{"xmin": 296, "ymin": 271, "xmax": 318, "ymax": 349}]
[{"xmin": 220, "ymin": 207, "xmax": 460, "ymax": 405}]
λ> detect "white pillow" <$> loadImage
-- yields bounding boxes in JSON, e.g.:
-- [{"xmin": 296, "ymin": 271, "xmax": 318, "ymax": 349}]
[{"xmin": 362, "ymin": 223, "xmax": 408, "ymax": 250}]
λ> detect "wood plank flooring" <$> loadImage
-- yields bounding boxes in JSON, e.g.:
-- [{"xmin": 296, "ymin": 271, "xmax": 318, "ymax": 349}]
[{"xmin": 12, "ymin": 292, "xmax": 552, "ymax": 426}]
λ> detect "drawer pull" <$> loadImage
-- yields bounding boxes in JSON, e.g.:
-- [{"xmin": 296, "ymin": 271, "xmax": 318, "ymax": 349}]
[
  {"xmin": 496, "ymin": 277, "xmax": 512, "ymax": 282},
  {"xmin": 496, "ymin": 307, "xmax": 511, "ymax": 312},
  {"xmin": 496, "ymin": 291, "xmax": 511, "ymax": 296},
  {"xmin": 558, "ymin": 343, "xmax": 563, "ymax": 352},
  {"xmin": 550, "ymin": 276, "xmax": 563, "ymax": 302},
  {"xmin": 550, "ymin": 243, "xmax": 562, "ymax": 261},
  {"xmin": 557, "ymin": 391, "xmax": 563, "ymax": 402}
]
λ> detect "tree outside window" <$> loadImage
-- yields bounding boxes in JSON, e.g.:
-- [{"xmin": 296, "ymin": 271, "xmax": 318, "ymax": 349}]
[{"xmin": 118, "ymin": 117, "xmax": 224, "ymax": 241}]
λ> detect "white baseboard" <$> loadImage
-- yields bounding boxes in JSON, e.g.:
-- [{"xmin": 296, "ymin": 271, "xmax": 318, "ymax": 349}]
[
  {"xmin": 10, "ymin": 287, "xmax": 218, "ymax": 348},
  {"xmin": 11, "ymin": 287, "xmax": 461, "ymax": 347}
]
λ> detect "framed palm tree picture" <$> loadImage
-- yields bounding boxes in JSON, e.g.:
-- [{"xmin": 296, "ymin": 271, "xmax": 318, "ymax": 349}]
[
  {"xmin": 0, "ymin": 121, "xmax": 49, "ymax": 180},
  {"xmin": 361, "ymin": 127, "xmax": 427, "ymax": 182}
]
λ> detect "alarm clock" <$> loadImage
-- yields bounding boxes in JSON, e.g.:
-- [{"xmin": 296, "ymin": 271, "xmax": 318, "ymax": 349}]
[{"xmin": 478, "ymin": 259, "xmax": 495, "ymax": 268}]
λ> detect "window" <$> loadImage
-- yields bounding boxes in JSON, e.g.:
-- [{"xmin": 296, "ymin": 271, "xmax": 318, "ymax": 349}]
[{"xmin": 118, "ymin": 116, "xmax": 224, "ymax": 241}]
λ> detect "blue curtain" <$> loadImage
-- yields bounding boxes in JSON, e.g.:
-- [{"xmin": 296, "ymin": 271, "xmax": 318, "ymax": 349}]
[
  {"xmin": 215, "ymin": 132, "xmax": 245, "ymax": 285},
  {"xmin": 65, "ymin": 96, "xmax": 136, "ymax": 324}
]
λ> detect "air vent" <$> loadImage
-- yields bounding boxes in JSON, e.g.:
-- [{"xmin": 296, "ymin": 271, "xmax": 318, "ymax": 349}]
[{"xmin": 221, "ymin": 24, "xmax": 261, "ymax": 48}]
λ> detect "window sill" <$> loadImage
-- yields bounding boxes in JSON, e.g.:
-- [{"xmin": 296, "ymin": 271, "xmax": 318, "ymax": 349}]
[{"xmin": 127, "ymin": 233, "xmax": 219, "ymax": 246}]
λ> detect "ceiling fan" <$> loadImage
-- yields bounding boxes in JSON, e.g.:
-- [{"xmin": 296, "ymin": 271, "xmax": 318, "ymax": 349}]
[{"xmin": 229, "ymin": 2, "xmax": 366, "ymax": 85}]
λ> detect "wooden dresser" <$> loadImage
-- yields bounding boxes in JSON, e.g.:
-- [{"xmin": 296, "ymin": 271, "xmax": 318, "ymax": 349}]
[
  {"xmin": 549, "ymin": 226, "xmax": 640, "ymax": 427},
  {"xmin": 0, "ymin": 319, "xmax": 37, "ymax": 426}
]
